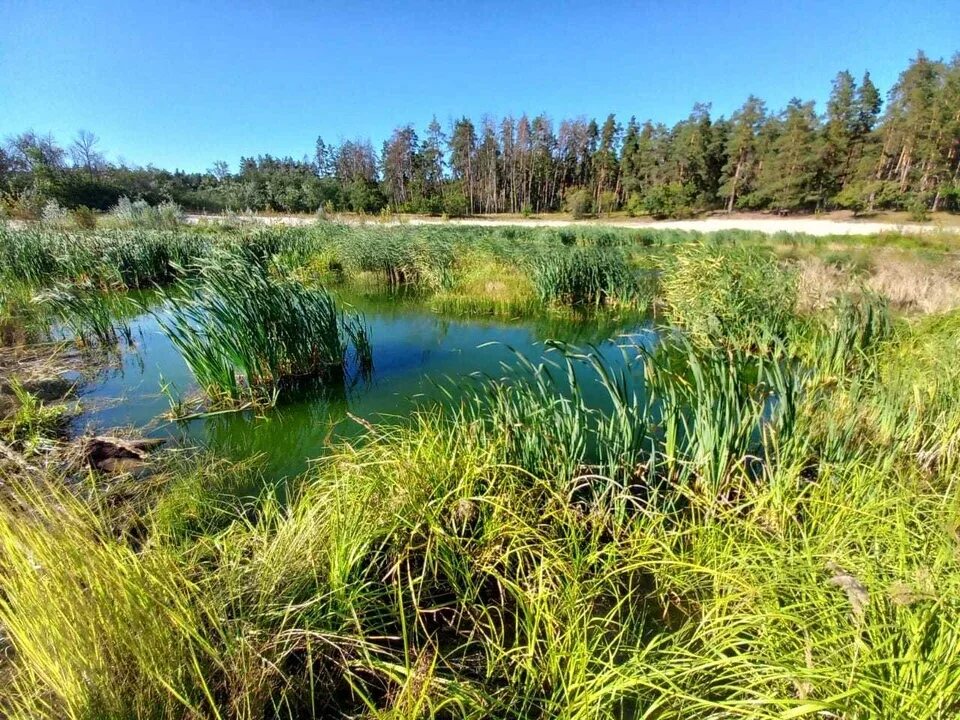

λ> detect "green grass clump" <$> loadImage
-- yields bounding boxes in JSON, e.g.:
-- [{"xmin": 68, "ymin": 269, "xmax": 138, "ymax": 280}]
[
  {"xmin": 159, "ymin": 251, "xmax": 372, "ymax": 405},
  {"xmin": 0, "ymin": 281, "xmax": 49, "ymax": 346},
  {"xmin": 36, "ymin": 281, "xmax": 135, "ymax": 346},
  {"xmin": 1, "ymin": 378, "xmax": 68, "ymax": 455},
  {"xmin": 662, "ymin": 239, "xmax": 797, "ymax": 347},
  {"xmin": 323, "ymin": 225, "xmax": 456, "ymax": 289},
  {"xmin": 531, "ymin": 247, "xmax": 650, "ymax": 309}
]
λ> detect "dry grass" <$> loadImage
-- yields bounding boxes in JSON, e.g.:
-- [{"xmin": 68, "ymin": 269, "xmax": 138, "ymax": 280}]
[{"xmin": 795, "ymin": 251, "xmax": 960, "ymax": 315}]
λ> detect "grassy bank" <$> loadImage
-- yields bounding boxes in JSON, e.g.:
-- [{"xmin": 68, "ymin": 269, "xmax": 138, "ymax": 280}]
[{"xmin": 1, "ymin": 292, "xmax": 959, "ymax": 717}]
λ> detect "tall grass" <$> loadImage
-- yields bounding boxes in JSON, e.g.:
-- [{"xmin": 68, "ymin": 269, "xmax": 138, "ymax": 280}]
[
  {"xmin": 158, "ymin": 251, "xmax": 372, "ymax": 405},
  {"xmin": 530, "ymin": 247, "xmax": 651, "ymax": 309},
  {"xmin": 3, "ymin": 306, "xmax": 958, "ymax": 717},
  {"xmin": 36, "ymin": 281, "xmax": 134, "ymax": 346},
  {"xmin": 661, "ymin": 239, "xmax": 797, "ymax": 347},
  {"xmin": 0, "ymin": 226, "xmax": 203, "ymax": 288},
  {"xmin": 3, "ymin": 223, "xmax": 960, "ymax": 717}
]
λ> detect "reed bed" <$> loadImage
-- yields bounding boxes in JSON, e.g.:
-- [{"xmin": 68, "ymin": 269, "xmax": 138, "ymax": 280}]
[{"xmin": 158, "ymin": 250, "xmax": 372, "ymax": 405}]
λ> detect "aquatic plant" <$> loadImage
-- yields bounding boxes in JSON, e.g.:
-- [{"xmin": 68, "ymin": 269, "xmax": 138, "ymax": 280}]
[
  {"xmin": 661, "ymin": 239, "xmax": 798, "ymax": 347},
  {"xmin": 36, "ymin": 281, "xmax": 134, "ymax": 345},
  {"xmin": 158, "ymin": 251, "xmax": 372, "ymax": 404},
  {"xmin": 1, "ymin": 378, "xmax": 68, "ymax": 455},
  {"xmin": 530, "ymin": 246, "xmax": 648, "ymax": 309}
]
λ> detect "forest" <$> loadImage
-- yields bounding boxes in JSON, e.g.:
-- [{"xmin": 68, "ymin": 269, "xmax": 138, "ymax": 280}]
[{"xmin": 1, "ymin": 51, "xmax": 959, "ymax": 219}]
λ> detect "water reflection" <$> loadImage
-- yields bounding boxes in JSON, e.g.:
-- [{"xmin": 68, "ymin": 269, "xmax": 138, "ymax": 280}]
[{"xmin": 77, "ymin": 292, "xmax": 653, "ymax": 478}]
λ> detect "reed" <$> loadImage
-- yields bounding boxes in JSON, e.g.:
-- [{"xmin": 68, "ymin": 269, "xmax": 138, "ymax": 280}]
[
  {"xmin": 661, "ymin": 239, "xmax": 797, "ymax": 347},
  {"xmin": 530, "ymin": 247, "xmax": 650, "ymax": 309},
  {"xmin": 36, "ymin": 281, "xmax": 134, "ymax": 346},
  {"xmin": 158, "ymin": 250, "xmax": 372, "ymax": 405}
]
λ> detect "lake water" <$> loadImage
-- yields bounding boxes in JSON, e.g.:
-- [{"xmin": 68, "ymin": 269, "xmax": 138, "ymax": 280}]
[{"xmin": 74, "ymin": 292, "xmax": 657, "ymax": 478}]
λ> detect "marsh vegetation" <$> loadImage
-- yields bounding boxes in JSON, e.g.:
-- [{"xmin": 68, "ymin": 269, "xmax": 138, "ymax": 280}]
[{"xmin": 0, "ymin": 220, "xmax": 959, "ymax": 718}]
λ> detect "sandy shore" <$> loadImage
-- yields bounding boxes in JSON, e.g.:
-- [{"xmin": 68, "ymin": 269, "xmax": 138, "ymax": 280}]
[{"xmin": 186, "ymin": 213, "xmax": 960, "ymax": 237}]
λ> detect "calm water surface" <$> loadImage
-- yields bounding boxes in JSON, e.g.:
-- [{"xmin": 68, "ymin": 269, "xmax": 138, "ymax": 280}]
[{"xmin": 74, "ymin": 293, "xmax": 657, "ymax": 478}]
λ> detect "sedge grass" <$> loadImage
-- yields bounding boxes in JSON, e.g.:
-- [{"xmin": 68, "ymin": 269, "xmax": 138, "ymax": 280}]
[
  {"xmin": 158, "ymin": 250, "xmax": 372, "ymax": 406},
  {"xmin": 2, "ymin": 226, "xmax": 960, "ymax": 718}
]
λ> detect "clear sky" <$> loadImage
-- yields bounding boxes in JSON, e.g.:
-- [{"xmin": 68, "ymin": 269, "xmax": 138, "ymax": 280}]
[{"xmin": 1, "ymin": 0, "xmax": 956, "ymax": 173}]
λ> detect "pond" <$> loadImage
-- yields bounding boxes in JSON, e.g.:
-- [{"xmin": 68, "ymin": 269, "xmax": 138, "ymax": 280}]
[{"xmin": 73, "ymin": 292, "xmax": 658, "ymax": 479}]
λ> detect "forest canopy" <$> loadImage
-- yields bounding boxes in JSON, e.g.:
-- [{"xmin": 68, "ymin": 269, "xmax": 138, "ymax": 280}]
[{"xmin": 2, "ymin": 51, "xmax": 958, "ymax": 219}]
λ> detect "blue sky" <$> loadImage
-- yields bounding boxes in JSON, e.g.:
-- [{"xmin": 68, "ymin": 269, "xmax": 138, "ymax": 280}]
[{"xmin": 1, "ymin": 0, "xmax": 956, "ymax": 173}]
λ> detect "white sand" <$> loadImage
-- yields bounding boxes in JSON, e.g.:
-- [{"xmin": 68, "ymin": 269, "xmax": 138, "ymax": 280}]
[{"xmin": 185, "ymin": 214, "xmax": 960, "ymax": 237}]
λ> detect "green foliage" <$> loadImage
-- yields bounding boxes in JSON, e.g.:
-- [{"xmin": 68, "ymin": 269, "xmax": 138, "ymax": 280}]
[
  {"xmin": 71, "ymin": 205, "xmax": 97, "ymax": 229},
  {"xmin": 530, "ymin": 247, "xmax": 648, "ymax": 309},
  {"xmin": 36, "ymin": 281, "xmax": 133, "ymax": 346},
  {"xmin": 566, "ymin": 187, "xmax": 594, "ymax": 219},
  {"xmin": 662, "ymin": 240, "xmax": 797, "ymax": 347},
  {"xmin": 908, "ymin": 196, "xmax": 931, "ymax": 222},
  {"xmin": 0, "ymin": 225, "xmax": 204, "ymax": 288},
  {"xmin": 642, "ymin": 182, "xmax": 696, "ymax": 218},
  {"xmin": 1, "ymin": 378, "xmax": 67, "ymax": 454},
  {"xmin": 158, "ymin": 250, "xmax": 372, "ymax": 405}
]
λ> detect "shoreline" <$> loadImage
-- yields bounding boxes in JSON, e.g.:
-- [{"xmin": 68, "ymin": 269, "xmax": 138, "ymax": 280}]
[{"xmin": 185, "ymin": 212, "xmax": 960, "ymax": 237}]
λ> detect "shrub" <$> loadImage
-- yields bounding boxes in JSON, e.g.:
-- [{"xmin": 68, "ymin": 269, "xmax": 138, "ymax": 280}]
[
  {"xmin": 111, "ymin": 197, "xmax": 184, "ymax": 229},
  {"xmin": 643, "ymin": 182, "xmax": 696, "ymax": 219},
  {"xmin": 566, "ymin": 187, "xmax": 593, "ymax": 219},
  {"xmin": 71, "ymin": 205, "xmax": 97, "ymax": 229},
  {"xmin": 598, "ymin": 190, "xmax": 618, "ymax": 215},
  {"xmin": 40, "ymin": 200, "xmax": 69, "ymax": 229},
  {"xmin": 907, "ymin": 197, "xmax": 931, "ymax": 222},
  {"xmin": 442, "ymin": 188, "xmax": 469, "ymax": 217}
]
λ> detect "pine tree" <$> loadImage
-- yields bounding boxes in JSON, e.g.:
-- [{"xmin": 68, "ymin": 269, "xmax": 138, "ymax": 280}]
[{"xmin": 719, "ymin": 96, "xmax": 766, "ymax": 211}]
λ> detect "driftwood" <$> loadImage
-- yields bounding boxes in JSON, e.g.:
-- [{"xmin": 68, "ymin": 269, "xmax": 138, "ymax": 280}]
[{"xmin": 84, "ymin": 436, "xmax": 166, "ymax": 473}]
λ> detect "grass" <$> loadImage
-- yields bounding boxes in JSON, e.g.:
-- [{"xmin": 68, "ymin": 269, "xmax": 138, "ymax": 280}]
[
  {"xmin": 661, "ymin": 239, "xmax": 798, "ymax": 348},
  {"xmin": 2, "ymin": 306, "xmax": 959, "ymax": 716},
  {"xmin": 36, "ymin": 281, "xmax": 135, "ymax": 346},
  {"xmin": 0, "ymin": 378, "xmax": 68, "ymax": 455},
  {"xmin": 1, "ymin": 223, "xmax": 960, "ymax": 717},
  {"xmin": 157, "ymin": 249, "xmax": 372, "ymax": 406}
]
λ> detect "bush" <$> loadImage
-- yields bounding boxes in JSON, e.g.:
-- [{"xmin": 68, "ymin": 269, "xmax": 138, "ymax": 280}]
[
  {"xmin": 566, "ymin": 187, "xmax": 593, "ymax": 219},
  {"xmin": 112, "ymin": 197, "xmax": 184, "ymax": 229},
  {"xmin": 598, "ymin": 190, "xmax": 618, "ymax": 216},
  {"xmin": 71, "ymin": 206, "xmax": 97, "ymax": 229},
  {"xmin": 40, "ymin": 200, "xmax": 69, "ymax": 229},
  {"xmin": 907, "ymin": 197, "xmax": 931, "ymax": 222},
  {"xmin": 442, "ymin": 188, "xmax": 469, "ymax": 217},
  {"xmin": 643, "ymin": 182, "xmax": 696, "ymax": 219}
]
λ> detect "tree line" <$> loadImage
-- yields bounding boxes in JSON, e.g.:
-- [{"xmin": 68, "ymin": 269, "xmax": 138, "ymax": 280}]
[{"xmin": 2, "ymin": 51, "xmax": 958, "ymax": 219}]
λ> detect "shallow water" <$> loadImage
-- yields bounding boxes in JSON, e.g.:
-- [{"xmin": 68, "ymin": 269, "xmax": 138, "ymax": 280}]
[{"xmin": 74, "ymin": 292, "xmax": 656, "ymax": 478}]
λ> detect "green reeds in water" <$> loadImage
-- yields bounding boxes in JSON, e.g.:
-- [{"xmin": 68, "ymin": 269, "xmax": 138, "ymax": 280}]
[
  {"xmin": 454, "ymin": 334, "xmax": 799, "ymax": 509},
  {"xmin": 530, "ymin": 246, "xmax": 651, "ymax": 309},
  {"xmin": 35, "ymin": 281, "xmax": 134, "ymax": 346},
  {"xmin": 158, "ymin": 251, "xmax": 372, "ymax": 405}
]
